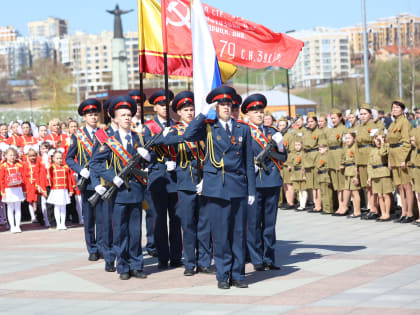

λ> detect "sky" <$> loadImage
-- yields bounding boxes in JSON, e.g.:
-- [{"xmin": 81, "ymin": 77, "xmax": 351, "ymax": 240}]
[{"xmin": 1, "ymin": 0, "xmax": 419, "ymax": 36}]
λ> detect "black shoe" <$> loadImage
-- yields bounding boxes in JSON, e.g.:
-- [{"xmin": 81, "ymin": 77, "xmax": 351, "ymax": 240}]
[
  {"xmin": 170, "ymin": 260, "xmax": 183, "ymax": 268},
  {"xmin": 283, "ymin": 204, "xmax": 295, "ymax": 210},
  {"xmin": 119, "ymin": 272, "xmax": 131, "ymax": 280},
  {"xmin": 393, "ymin": 215, "xmax": 405, "ymax": 223},
  {"xmin": 347, "ymin": 214, "xmax": 361, "ymax": 219},
  {"xmin": 376, "ymin": 217, "xmax": 391, "ymax": 222},
  {"xmin": 130, "ymin": 270, "xmax": 147, "ymax": 279},
  {"xmin": 254, "ymin": 264, "xmax": 265, "ymax": 271},
  {"xmin": 365, "ymin": 212, "xmax": 379, "ymax": 220},
  {"xmin": 147, "ymin": 249, "xmax": 158, "ymax": 257},
  {"xmin": 231, "ymin": 280, "xmax": 248, "ymax": 288},
  {"xmin": 196, "ymin": 266, "xmax": 215, "ymax": 274},
  {"xmin": 401, "ymin": 216, "xmax": 416, "ymax": 223},
  {"xmin": 217, "ymin": 281, "xmax": 230, "ymax": 289},
  {"xmin": 332, "ymin": 212, "xmax": 346, "ymax": 216},
  {"xmin": 264, "ymin": 263, "xmax": 281, "ymax": 270},
  {"xmin": 184, "ymin": 269, "xmax": 195, "ymax": 276},
  {"xmin": 105, "ymin": 262, "xmax": 116, "ymax": 272},
  {"xmin": 157, "ymin": 261, "xmax": 168, "ymax": 269},
  {"xmin": 98, "ymin": 252, "xmax": 104, "ymax": 260},
  {"xmin": 88, "ymin": 253, "xmax": 99, "ymax": 261}
]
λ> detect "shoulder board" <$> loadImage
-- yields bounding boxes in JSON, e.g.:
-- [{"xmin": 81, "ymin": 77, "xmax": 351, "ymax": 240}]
[{"xmin": 95, "ymin": 128, "xmax": 109, "ymax": 144}]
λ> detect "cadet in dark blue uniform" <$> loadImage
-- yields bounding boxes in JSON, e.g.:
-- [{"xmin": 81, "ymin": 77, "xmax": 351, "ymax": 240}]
[
  {"xmin": 128, "ymin": 90, "xmax": 157, "ymax": 257},
  {"xmin": 161, "ymin": 91, "xmax": 212, "ymax": 276},
  {"xmin": 90, "ymin": 96, "xmax": 152, "ymax": 280},
  {"xmin": 143, "ymin": 90, "xmax": 183, "ymax": 269},
  {"xmin": 181, "ymin": 86, "xmax": 256, "ymax": 289},
  {"xmin": 89, "ymin": 97, "xmax": 117, "ymax": 272},
  {"xmin": 66, "ymin": 99, "xmax": 103, "ymax": 261},
  {"xmin": 241, "ymin": 94, "xmax": 284, "ymax": 271}
]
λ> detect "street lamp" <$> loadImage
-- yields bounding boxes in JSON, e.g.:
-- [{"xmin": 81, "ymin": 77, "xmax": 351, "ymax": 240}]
[
  {"xmin": 397, "ymin": 14, "xmax": 403, "ymax": 99},
  {"xmin": 361, "ymin": 0, "xmax": 371, "ymax": 104}
]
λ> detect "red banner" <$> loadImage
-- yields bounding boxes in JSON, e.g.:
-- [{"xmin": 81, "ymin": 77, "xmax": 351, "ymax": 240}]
[{"xmin": 161, "ymin": 0, "xmax": 304, "ymax": 69}]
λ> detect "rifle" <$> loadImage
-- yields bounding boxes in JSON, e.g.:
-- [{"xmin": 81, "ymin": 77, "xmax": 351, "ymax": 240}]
[
  {"xmin": 88, "ymin": 131, "xmax": 163, "ymax": 207},
  {"xmin": 77, "ymin": 167, "xmax": 89, "ymax": 191},
  {"xmin": 255, "ymin": 117, "xmax": 298, "ymax": 172}
]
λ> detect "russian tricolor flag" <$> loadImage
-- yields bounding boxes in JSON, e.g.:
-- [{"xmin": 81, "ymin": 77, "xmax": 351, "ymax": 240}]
[{"xmin": 191, "ymin": 0, "xmax": 222, "ymax": 116}]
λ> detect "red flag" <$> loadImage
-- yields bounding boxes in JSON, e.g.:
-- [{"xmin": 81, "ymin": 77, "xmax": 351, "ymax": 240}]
[{"xmin": 162, "ymin": 0, "xmax": 304, "ymax": 69}]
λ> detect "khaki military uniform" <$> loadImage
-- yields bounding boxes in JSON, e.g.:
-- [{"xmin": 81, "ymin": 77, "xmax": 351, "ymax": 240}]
[
  {"xmin": 356, "ymin": 120, "xmax": 383, "ymax": 188},
  {"xmin": 341, "ymin": 143, "xmax": 360, "ymax": 190},
  {"xmin": 290, "ymin": 151, "xmax": 305, "ymax": 191},
  {"xmin": 409, "ymin": 127, "xmax": 420, "ymax": 192},
  {"xmin": 302, "ymin": 127, "xmax": 323, "ymax": 189},
  {"xmin": 367, "ymin": 143, "xmax": 393, "ymax": 194},
  {"xmin": 281, "ymin": 131, "xmax": 294, "ymax": 184},
  {"xmin": 387, "ymin": 115, "xmax": 413, "ymax": 186},
  {"xmin": 326, "ymin": 123, "xmax": 346, "ymax": 191},
  {"xmin": 316, "ymin": 153, "xmax": 333, "ymax": 213}
]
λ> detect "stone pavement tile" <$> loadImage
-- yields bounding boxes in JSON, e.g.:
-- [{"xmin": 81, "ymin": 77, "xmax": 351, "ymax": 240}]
[
  {"xmin": 357, "ymin": 294, "xmax": 420, "ymax": 308},
  {"xmin": 288, "ymin": 258, "xmax": 374, "ymax": 276},
  {"xmin": 283, "ymin": 306, "xmax": 353, "ymax": 314},
  {"xmin": 349, "ymin": 308, "xmax": 420, "ymax": 315}
]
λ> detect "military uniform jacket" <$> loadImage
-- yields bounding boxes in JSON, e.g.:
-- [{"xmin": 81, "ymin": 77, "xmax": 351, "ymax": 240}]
[
  {"xmin": 326, "ymin": 123, "xmax": 347, "ymax": 170},
  {"xmin": 387, "ymin": 115, "xmax": 413, "ymax": 167},
  {"xmin": 159, "ymin": 122, "xmax": 203, "ymax": 192},
  {"xmin": 367, "ymin": 144, "xmax": 391, "ymax": 179},
  {"xmin": 182, "ymin": 113, "xmax": 256, "ymax": 201},
  {"xmin": 143, "ymin": 116, "xmax": 177, "ymax": 193},
  {"xmin": 282, "ymin": 131, "xmax": 294, "ymax": 169},
  {"xmin": 316, "ymin": 154, "xmax": 330, "ymax": 184},
  {"xmin": 89, "ymin": 130, "xmax": 146, "ymax": 204},
  {"xmin": 249, "ymin": 124, "xmax": 285, "ymax": 189},
  {"xmin": 290, "ymin": 151, "xmax": 304, "ymax": 182},
  {"xmin": 66, "ymin": 127, "xmax": 96, "ymax": 191},
  {"xmin": 356, "ymin": 120, "xmax": 383, "ymax": 166},
  {"xmin": 302, "ymin": 127, "xmax": 322, "ymax": 169},
  {"xmin": 341, "ymin": 143, "xmax": 358, "ymax": 177},
  {"xmin": 411, "ymin": 127, "xmax": 420, "ymax": 167},
  {"xmin": 89, "ymin": 125, "xmax": 115, "ymax": 189}
]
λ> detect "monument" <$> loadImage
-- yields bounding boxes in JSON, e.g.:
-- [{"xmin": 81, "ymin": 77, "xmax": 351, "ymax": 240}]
[{"xmin": 107, "ymin": 4, "xmax": 133, "ymax": 90}]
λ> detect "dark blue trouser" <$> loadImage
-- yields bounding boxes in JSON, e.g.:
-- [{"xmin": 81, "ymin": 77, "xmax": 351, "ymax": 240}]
[
  {"xmin": 204, "ymin": 196, "xmax": 246, "ymax": 282},
  {"xmin": 113, "ymin": 202, "xmax": 143, "ymax": 274},
  {"xmin": 144, "ymin": 192, "xmax": 156, "ymax": 252},
  {"xmin": 176, "ymin": 191, "xmax": 211, "ymax": 270},
  {"xmin": 247, "ymin": 187, "xmax": 280, "ymax": 266},
  {"xmin": 101, "ymin": 199, "xmax": 116, "ymax": 264},
  {"xmin": 82, "ymin": 190, "xmax": 103, "ymax": 255},
  {"xmin": 150, "ymin": 186, "xmax": 182, "ymax": 264}
]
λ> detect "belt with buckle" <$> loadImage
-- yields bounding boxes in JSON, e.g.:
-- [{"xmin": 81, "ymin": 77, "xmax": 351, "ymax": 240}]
[
  {"xmin": 344, "ymin": 163, "xmax": 355, "ymax": 167},
  {"xmin": 372, "ymin": 164, "xmax": 386, "ymax": 169},
  {"xmin": 358, "ymin": 144, "xmax": 373, "ymax": 148},
  {"xmin": 304, "ymin": 148, "xmax": 318, "ymax": 153},
  {"xmin": 318, "ymin": 170, "xmax": 328, "ymax": 174},
  {"xmin": 329, "ymin": 145, "xmax": 342, "ymax": 150},
  {"xmin": 390, "ymin": 143, "xmax": 402, "ymax": 148}
]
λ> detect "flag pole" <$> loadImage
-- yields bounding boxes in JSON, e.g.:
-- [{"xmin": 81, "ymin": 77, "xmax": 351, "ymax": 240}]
[
  {"xmin": 161, "ymin": 0, "xmax": 170, "ymax": 125},
  {"xmin": 137, "ymin": 0, "xmax": 145, "ymax": 124},
  {"xmin": 139, "ymin": 72, "xmax": 145, "ymax": 124}
]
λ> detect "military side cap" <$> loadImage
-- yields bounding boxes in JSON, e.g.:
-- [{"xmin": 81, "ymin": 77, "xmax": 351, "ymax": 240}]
[
  {"xmin": 360, "ymin": 103, "xmax": 371, "ymax": 111},
  {"xmin": 149, "ymin": 89, "xmax": 174, "ymax": 105},
  {"xmin": 307, "ymin": 112, "xmax": 317, "ymax": 119},
  {"xmin": 172, "ymin": 91, "xmax": 194, "ymax": 112},
  {"xmin": 241, "ymin": 93, "xmax": 267, "ymax": 114},
  {"xmin": 330, "ymin": 108, "xmax": 341, "ymax": 115},
  {"xmin": 232, "ymin": 94, "xmax": 242, "ymax": 109},
  {"xmin": 78, "ymin": 98, "xmax": 101, "ymax": 116},
  {"xmin": 279, "ymin": 116, "xmax": 288, "ymax": 122},
  {"xmin": 128, "ymin": 90, "xmax": 146, "ymax": 102},
  {"xmin": 109, "ymin": 95, "xmax": 136, "ymax": 118},
  {"xmin": 206, "ymin": 86, "xmax": 236, "ymax": 104},
  {"xmin": 319, "ymin": 112, "xmax": 327, "ymax": 118}
]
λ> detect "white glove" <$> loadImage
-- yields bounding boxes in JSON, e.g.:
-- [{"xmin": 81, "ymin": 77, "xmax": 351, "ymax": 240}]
[
  {"xmin": 248, "ymin": 195, "xmax": 255, "ymax": 205},
  {"xmin": 272, "ymin": 132, "xmax": 284, "ymax": 152},
  {"xmin": 137, "ymin": 147, "xmax": 151, "ymax": 162},
  {"xmin": 113, "ymin": 176, "xmax": 124, "ymax": 187},
  {"xmin": 196, "ymin": 180, "xmax": 203, "ymax": 194},
  {"xmin": 163, "ymin": 127, "xmax": 172, "ymax": 137},
  {"xmin": 80, "ymin": 168, "xmax": 90, "ymax": 179},
  {"xmin": 165, "ymin": 161, "xmax": 176, "ymax": 172},
  {"xmin": 95, "ymin": 185, "xmax": 106, "ymax": 195},
  {"xmin": 254, "ymin": 164, "xmax": 259, "ymax": 173}
]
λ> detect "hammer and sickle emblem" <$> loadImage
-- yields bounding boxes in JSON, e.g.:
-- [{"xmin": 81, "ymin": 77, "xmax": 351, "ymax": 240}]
[{"xmin": 166, "ymin": 0, "xmax": 190, "ymax": 28}]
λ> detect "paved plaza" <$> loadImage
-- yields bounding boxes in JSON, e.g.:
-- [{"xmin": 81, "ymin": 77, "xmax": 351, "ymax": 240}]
[{"xmin": 0, "ymin": 209, "xmax": 419, "ymax": 314}]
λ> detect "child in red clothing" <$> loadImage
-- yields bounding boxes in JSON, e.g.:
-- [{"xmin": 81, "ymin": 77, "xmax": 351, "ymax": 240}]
[
  {"xmin": 0, "ymin": 147, "xmax": 26, "ymax": 233},
  {"xmin": 46, "ymin": 150, "xmax": 75, "ymax": 230}
]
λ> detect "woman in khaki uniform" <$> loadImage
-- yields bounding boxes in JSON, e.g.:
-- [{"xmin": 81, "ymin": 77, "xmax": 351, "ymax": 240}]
[
  {"xmin": 326, "ymin": 109, "xmax": 347, "ymax": 212},
  {"xmin": 346, "ymin": 110, "xmax": 359, "ymax": 133},
  {"xmin": 336, "ymin": 132, "xmax": 361, "ymax": 217},
  {"xmin": 278, "ymin": 117, "xmax": 295, "ymax": 209},
  {"xmin": 409, "ymin": 127, "xmax": 420, "ymax": 225},
  {"xmin": 318, "ymin": 114, "xmax": 328, "ymax": 140},
  {"xmin": 302, "ymin": 112, "xmax": 323, "ymax": 212},
  {"xmin": 356, "ymin": 105, "xmax": 384, "ymax": 220},
  {"xmin": 367, "ymin": 132, "xmax": 393, "ymax": 221},
  {"xmin": 387, "ymin": 101, "xmax": 414, "ymax": 223}
]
